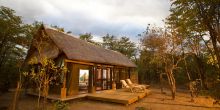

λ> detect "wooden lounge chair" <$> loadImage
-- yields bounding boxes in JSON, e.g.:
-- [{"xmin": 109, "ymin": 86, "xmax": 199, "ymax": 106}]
[
  {"xmin": 120, "ymin": 80, "xmax": 145, "ymax": 93},
  {"xmin": 126, "ymin": 79, "xmax": 150, "ymax": 89}
]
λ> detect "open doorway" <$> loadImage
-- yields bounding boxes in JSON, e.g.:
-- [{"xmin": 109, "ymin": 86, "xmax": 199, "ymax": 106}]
[{"xmin": 79, "ymin": 69, "xmax": 89, "ymax": 94}]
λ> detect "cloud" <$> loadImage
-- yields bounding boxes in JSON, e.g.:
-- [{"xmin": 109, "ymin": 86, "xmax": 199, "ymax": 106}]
[{"xmin": 0, "ymin": 0, "xmax": 170, "ymax": 42}]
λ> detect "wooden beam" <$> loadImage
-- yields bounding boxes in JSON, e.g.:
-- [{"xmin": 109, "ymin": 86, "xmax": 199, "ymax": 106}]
[
  {"xmin": 65, "ymin": 59, "xmax": 94, "ymax": 66},
  {"xmin": 97, "ymin": 65, "xmax": 114, "ymax": 68}
]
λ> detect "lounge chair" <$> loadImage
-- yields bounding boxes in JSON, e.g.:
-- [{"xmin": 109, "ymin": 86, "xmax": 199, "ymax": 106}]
[
  {"xmin": 120, "ymin": 80, "xmax": 145, "ymax": 93},
  {"xmin": 126, "ymin": 79, "xmax": 150, "ymax": 89}
]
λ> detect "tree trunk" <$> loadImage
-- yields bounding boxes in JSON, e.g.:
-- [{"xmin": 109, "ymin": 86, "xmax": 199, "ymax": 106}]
[
  {"xmin": 10, "ymin": 81, "xmax": 22, "ymax": 110},
  {"xmin": 196, "ymin": 1, "xmax": 220, "ymax": 75},
  {"xmin": 166, "ymin": 70, "xmax": 176, "ymax": 100},
  {"xmin": 160, "ymin": 73, "xmax": 166, "ymax": 94},
  {"xmin": 194, "ymin": 54, "xmax": 207, "ymax": 89}
]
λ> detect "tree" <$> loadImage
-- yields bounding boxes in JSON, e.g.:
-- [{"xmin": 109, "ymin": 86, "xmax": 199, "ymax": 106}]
[
  {"xmin": 22, "ymin": 29, "xmax": 68, "ymax": 109},
  {"xmin": 79, "ymin": 33, "xmax": 93, "ymax": 42},
  {"xmin": 0, "ymin": 6, "xmax": 32, "ymax": 89},
  {"xmin": 102, "ymin": 34, "xmax": 117, "ymax": 50},
  {"xmin": 50, "ymin": 24, "xmax": 72, "ymax": 34},
  {"xmin": 79, "ymin": 33, "xmax": 101, "ymax": 46},
  {"xmin": 102, "ymin": 34, "xmax": 137, "ymax": 59},
  {"xmin": 167, "ymin": 0, "xmax": 220, "ymax": 78},
  {"xmin": 138, "ymin": 26, "xmax": 166, "ymax": 84},
  {"xmin": 25, "ymin": 57, "xmax": 67, "ymax": 109},
  {"xmin": 139, "ymin": 25, "xmax": 184, "ymax": 99},
  {"xmin": 0, "ymin": 6, "xmax": 44, "ymax": 109},
  {"xmin": 117, "ymin": 37, "xmax": 137, "ymax": 59}
]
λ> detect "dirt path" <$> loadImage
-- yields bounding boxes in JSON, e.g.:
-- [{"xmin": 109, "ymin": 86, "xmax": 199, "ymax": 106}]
[{"xmin": 1, "ymin": 88, "xmax": 220, "ymax": 110}]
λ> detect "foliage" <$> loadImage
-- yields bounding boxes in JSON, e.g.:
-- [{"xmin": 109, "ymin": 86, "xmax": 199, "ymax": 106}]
[
  {"xmin": 50, "ymin": 25, "xmax": 72, "ymax": 34},
  {"xmin": 53, "ymin": 100, "xmax": 69, "ymax": 110},
  {"xmin": 79, "ymin": 33, "xmax": 93, "ymax": 42},
  {"xmin": 137, "ymin": 0, "xmax": 220, "ymax": 99},
  {"xmin": 79, "ymin": 33, "xmax": 101, "ymax": 46},
  {"xmin": 102, "ymin": 34, "xmax": 137, "ymax": 59},
  {"xmin": 0, "ymin": 6, "xmax": 38, "ymax": 90},
  {"xmin": 22, "ymin": 26, "xmax": 68, "ymax": 109},
  {"xmin": 79, "ymin": 33, "xmax": 137, "ymax": 59},
  {"xmin": 102, "ymin": 34, "xmax": 117, "ymax": 50},
  {"xmin": 23, "ymin": 56, "xmax": 67, "ymax": 109},
  {"xmin": 138, "ymin": 24, "xmax": 187, "ymax": 99},
  {"xmin": 167, "ymin": 0, "xmax": 220, "ymax": 75}
]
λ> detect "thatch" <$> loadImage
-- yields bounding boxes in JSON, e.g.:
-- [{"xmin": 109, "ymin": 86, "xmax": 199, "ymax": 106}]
[{"xmin": 26, "ymin": 25, "xmax": 136, "ymax": 67}]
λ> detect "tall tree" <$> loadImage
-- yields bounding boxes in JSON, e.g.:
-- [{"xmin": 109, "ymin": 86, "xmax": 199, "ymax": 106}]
[
  {"xmin": 139, "ymin": 25, "xmax": 184, "ymax": 99},
  {"xmin": 79, "ymin": 33, "xmax": 101, "ymax": 46},
  {"xmin": 167, "ymin": 0, "xmax": 220, "ymax": 77},
  {"xmin": 0, "ymin": 6, "xmax": 31, "ymax": 87},
  {"xmin": 0, "ymin": 6, "xmax": 44, "ymax": 90},
  {"xmin": 102, "ymin": 34, "xmax": 117, "ymax": 50},
  {"xmin": 102, "ymin": 34, "xmax": 136, "ymax": 59},
  {"xmin": 79, "ymin": 33, "xmax": 94, "ymax": 43}
]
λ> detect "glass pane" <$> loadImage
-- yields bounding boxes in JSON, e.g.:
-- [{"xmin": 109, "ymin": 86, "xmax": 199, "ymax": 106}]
[
  {"xmin": 103, "ymin": 69, "xmax": 107, "ymax": 79},
  {"xmin": 97, "ymin": 69, "xmax": 101, "ymax": 79}
]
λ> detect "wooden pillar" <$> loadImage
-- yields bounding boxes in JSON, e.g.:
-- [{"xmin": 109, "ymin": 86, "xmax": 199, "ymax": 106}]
[
  {"xmin": 113, "ymin": 66, "xmax": 115, "ymax": 82},
  {"xmin": 110, "ymin": 67, "xmax": 113, "ymax": 89},
  {"xmin": 128, "ymin": 67, "xmax": 131, "ymax": 79},
  {"xmin": 119, "ymin": 68, "xmax": 122, "ymax": 81},
  {"xmin": 93, "ymin": 65, "xmax": 97, "ymax": 91},
  {"xmin": 68, "ymin": 64, "xmax": 79, "ymax": 95},
  {"xmin": 88, "ymin": 66, "xmax": 93, "ymax": 93},
  {"xmin": 101, "ymin": 66, "xmax": 103, "ymax": 90},
  {"xmin": 61, "ymin": 61, "xmax": 67, "ymax": 99}
]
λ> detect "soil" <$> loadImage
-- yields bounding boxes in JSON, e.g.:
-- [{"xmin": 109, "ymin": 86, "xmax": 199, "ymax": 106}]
[{"xmin": 0, "ymin": 87, "xmax": 220, "ymax": 110}]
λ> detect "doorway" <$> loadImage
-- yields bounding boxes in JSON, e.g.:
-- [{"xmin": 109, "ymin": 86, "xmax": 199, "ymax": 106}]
[{"xmin": 79, "ymin": 69, "xmax": 89, "ymax": 93}]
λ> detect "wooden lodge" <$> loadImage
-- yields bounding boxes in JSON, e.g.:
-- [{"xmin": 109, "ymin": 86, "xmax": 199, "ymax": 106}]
[{"xmin": 25, "ymin": 25, "xmax": 138, "ymax": 100}]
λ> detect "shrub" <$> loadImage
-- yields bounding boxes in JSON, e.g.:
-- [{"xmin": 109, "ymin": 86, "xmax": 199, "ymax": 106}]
[{"xmin": 54, "ymin": 100, "xmax": 69, "ymax": 110}]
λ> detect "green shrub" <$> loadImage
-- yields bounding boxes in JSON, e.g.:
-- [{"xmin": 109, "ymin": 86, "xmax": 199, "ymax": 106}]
[{"xmin": 53, "ymin": 101, "xmax": 69, "ymax": 110}]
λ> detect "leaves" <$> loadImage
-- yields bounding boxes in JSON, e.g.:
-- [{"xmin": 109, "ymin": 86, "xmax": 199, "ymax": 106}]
[{"xmin": 102, "ymin": 34, "xmax": 137, "ymax": 59}]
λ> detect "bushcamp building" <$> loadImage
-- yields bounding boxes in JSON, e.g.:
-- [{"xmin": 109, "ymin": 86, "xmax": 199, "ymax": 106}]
[{"xmin": 25, "ymin": 25, "xmax": 137, "ymax": 99}]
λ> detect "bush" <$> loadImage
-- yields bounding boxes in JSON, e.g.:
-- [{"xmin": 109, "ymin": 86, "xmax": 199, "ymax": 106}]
[{"xmin": 53, "ymin": 100, "xmax": 69, "ymax": 110}]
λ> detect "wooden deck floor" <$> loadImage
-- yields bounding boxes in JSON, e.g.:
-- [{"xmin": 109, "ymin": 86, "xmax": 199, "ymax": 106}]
[
  {"xmin": 27, "ymin": 89, "xmax": 151, "ymax": 105},
  {"xmin": 87, "ymin": 89, "xmax": 151, "ymax": 105},
  {"xmin": 27, "ymin": 92, "xmax": 87, "ymax": 101}
]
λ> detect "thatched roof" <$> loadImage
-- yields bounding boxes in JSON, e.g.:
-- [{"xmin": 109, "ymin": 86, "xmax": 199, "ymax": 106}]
[{"xmin": 26, "ymin": 25, "xmax": 136, "ymax": 67}]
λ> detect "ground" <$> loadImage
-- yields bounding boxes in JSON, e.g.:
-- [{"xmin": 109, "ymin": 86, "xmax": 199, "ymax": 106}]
[{"xmin": 0, "ymin": 87, "xmax": 220, "ymax": 110}]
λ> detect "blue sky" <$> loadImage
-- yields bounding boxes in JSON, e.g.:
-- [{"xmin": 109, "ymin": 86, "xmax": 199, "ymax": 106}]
[{"xmin": 0, "ymin": 0, "xmax": 171, "ymax": 42}]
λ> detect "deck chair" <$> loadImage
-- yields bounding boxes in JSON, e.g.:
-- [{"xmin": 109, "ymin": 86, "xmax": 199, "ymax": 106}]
[
  {"xmin": 126, "ymin": 79, "xmax": 150, "ymax": 89},
  {"xmin": 120, "ymin": 80, "xmax": 145, "ymax": 93}
]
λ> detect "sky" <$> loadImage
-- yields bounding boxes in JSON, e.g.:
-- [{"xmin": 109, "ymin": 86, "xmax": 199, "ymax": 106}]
[{"xmin": 0, "ymin": 0, "xmax": 171, "ymax": 42}]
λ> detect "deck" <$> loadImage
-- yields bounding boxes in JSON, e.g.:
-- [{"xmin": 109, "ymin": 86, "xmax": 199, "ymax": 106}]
[
  {"xmin": 87, "ymin": 89, "xmax": 151, "ymax": 105},
  {"xmin": 27, "ymin": 89, "xmax": 151, "ymax": 105}
]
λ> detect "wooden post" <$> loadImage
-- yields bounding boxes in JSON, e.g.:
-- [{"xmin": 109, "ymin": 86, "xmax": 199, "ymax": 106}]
[
  {"xmin": 112, "ymin": 81, "xmax": 116, "ymax": 90},
  {"xmin": 88, "ymin": 66, "xmax": 93, "ymax": 93},
  {"xmin": 93, "ymin": 65, "xmax": 97, "ymax": 92},
  {"xmin": 61, "ymin": 61, "xmax": 67, "ymax": 99},
  {"xmin": 128, "ymin": 68, "xmax": 131, "ymax": 79},
  {"xmin": 101, "ymin": 66, "xmax": 103, "ymax": 90},
  {"xmin": 113, "ymin": 66, "xmax": 115, "ymax": 82},
  {"xmin": 110, "ymin": 68, "xmax": 113, "ymax": 89}
]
